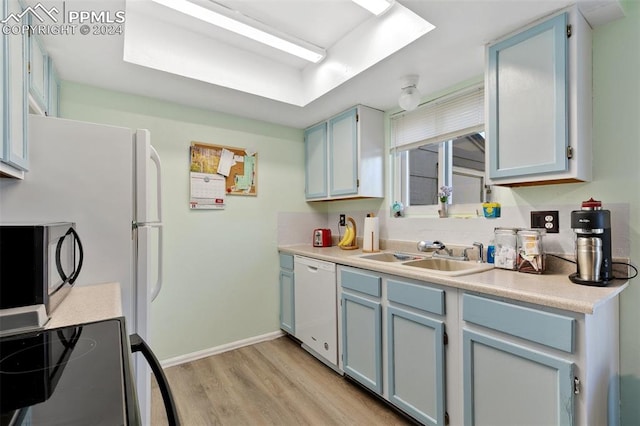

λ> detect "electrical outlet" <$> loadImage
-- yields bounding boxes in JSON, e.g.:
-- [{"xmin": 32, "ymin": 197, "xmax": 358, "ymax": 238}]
[
  {"xmin": 531, "ymin": 210, "xmax": 559, "ymax": 233},
  {"xmin": 339, "ymin": 214, "xmax": 346, "ymax": 226}
]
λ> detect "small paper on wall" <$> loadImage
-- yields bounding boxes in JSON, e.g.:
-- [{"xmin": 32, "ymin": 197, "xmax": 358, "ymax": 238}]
[{"xmin": 217, "ymin": 148, "xmax": 235, "ymax": 177}]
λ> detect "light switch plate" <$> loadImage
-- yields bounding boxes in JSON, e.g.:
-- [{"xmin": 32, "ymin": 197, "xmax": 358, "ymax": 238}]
[{"xmin": 531, "ymin": 210, "xmax": 559, "ymax": 233}]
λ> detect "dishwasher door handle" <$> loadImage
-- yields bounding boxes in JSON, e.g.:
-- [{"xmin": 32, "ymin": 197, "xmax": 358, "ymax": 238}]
[{"xmin": 307, "ymin": 266, "xmax": 319, "ymax": 272}]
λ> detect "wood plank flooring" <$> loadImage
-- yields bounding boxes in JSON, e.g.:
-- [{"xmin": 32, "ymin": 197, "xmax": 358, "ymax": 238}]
[{"xmin": 151, "ymin": 336, "xmax": 414, "ymax": 425}]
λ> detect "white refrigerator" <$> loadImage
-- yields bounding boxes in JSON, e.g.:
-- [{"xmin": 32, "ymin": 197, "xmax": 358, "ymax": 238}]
[{"xmin": 0, "ymin": 115, "xmax": 164, "ymax": 425}]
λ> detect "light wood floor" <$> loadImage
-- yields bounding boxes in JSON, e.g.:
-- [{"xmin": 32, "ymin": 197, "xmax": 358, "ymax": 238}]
[{"xmin": 151, "ymin": 335, "xmax": 414, "ymax": 425}]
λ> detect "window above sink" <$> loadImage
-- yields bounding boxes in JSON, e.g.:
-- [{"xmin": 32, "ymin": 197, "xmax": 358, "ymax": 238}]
[{"xmin": 390, "ymin": 83, "xmax": 488, "ymax": 216}]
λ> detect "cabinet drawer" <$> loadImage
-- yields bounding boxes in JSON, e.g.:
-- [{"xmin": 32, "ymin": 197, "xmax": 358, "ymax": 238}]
[
  {"xmin": 387, "ymin": 279, "xmax": 445, "ymax": 316},
  {"xmin": 341, "ymin": 268, "xmax": 381, "ymax": 297},
  {"xmin": 279, "ymin": 253, "xmax": 294, "ymax": 270},
  {"xmin": 463, "ymin": 294, "xmax": 575, "ymax": 353}
]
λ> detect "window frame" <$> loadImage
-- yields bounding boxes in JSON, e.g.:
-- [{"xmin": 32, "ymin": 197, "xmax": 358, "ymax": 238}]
[{"xmin": 389, "ymin": 84, "xmax": 485, "ymax": 217}]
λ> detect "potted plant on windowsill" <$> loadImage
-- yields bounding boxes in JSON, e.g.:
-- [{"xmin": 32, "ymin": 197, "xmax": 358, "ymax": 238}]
[{"xmin": 438, "ymin": 186, "xmax": 452, "ymax": 218}]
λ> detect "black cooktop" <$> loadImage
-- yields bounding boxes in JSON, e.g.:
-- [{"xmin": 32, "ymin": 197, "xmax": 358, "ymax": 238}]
[{"xmin": 0, "ymin": 318, "xmax": 139, "ymax": 426}]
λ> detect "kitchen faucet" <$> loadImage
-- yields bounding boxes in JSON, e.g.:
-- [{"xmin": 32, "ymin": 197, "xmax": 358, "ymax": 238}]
[
  {"xmin": 417, "ymin": 240, "xmax": 452, "ymax": 256},
  {"xmin": 473, "ymin": 242, "xmax": 484, "ymax": 263},
  {"xmin": 433, "ymin": 248, "xmax": 468, "ymax": 261},
  {"xmin": 418, "ymin": 240, "xmax": 484, "ymax": 262}
]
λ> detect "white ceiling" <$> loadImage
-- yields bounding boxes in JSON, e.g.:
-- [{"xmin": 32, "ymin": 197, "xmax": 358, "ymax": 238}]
[{"xmin": 30, "ymin": 0, "xmax": 622, "ymax": 129}]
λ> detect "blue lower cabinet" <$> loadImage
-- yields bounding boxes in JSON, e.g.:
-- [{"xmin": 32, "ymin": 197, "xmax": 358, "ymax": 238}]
[
  {"xmin": 341, "ymin": 291, "xmax": 382, "ymax": 394},
  {"xmin": 463, "ymin": 329, "xmax": 574, "ymax": 426},
  {"xmin": 279, "ymin": 269, "xmax": 294, "ymax": 335},
  {"xmin": 387, "ymin": 306, "xmax": 446, "ymax": 426},
  {"xmin": 279, "ymin": 254, "xmax": 295, "ymax": 335}
]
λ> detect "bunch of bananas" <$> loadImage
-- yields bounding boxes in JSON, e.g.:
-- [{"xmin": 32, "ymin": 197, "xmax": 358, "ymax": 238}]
[{"xmin": 338, "ymin": 223, "xmax": 355, "ymax": 247}]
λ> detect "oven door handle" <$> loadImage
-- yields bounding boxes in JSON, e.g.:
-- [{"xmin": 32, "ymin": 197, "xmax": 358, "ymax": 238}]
[{"xmin": 130, "ymin": 333, "xmax": 180, "ymax": 426}]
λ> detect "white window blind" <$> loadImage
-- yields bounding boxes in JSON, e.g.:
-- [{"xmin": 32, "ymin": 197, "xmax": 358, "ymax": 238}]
[{"xmin": 391, "ymin": 85, "xmax": 484, "ymax": 152}]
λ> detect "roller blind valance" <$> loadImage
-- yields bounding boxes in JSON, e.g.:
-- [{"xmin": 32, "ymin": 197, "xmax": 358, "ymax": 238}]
[{"xmin": 391, "ymin": 85, "xmax": 484, "ymax": 152}]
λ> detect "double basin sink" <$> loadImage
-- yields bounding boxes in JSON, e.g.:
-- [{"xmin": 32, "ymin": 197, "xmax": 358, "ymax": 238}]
[{"xmin": 354, "ymin": 251, "xmax": 494, "ymax": 277}]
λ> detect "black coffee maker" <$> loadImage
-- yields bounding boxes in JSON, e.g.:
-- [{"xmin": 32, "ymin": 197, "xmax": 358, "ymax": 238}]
[{"xmin": 569, "ymin": 198, "xmax": 612, "ymax": 286}]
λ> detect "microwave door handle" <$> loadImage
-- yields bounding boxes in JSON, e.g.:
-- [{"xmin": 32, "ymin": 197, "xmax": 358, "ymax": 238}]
[
  {"xmin": 52, "ymin": 232, "xmax": 71, "ymax": 295},
  {"xmin": 53, "ymin": 228, "xmax": 84, "ymax": 294},
  {"xmin": 130, "ymin": 333, "xmax": 179, "ymax": 426},
  {"xmin": 68, "ymin": 228, "xmax": 84, "ymax": 285},
  {"xmin": 54, "ymin": 235, "xmax": 68, "ymax": 289}
]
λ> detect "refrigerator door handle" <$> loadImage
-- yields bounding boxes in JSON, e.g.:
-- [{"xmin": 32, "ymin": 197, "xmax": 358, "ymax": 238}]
[
  {"xmin": 150, "ymin": 223, "xmax": 163, "ymax": 302},
  {"xmin": 150, "ymin": 145, "xmax": 163, "ymax": 223},
  {"xmin": 149, "ymin": 144, "xmax": 164, "ymax": 302}
]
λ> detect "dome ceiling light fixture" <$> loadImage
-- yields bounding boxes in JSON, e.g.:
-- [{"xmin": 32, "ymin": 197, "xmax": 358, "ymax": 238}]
[{"xmin": 399, "ymin": 74, "xmax": 421, "ymax": 111}]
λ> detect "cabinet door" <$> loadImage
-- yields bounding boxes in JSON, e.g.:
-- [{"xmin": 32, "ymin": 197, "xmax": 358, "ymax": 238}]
[
  {"xmin": 341, "ymin": 291, "xmax": 382, "ymax": 394},
  {"xmin": 304, "ymin": 122, "xmax": 328, "ymax": 199},
  {"xmin": 488, "ymin": 13, "xmax": 568, "ymax": 179},
  {"xmin": 48, "ymin": 58, "xmax": 60, "ymax": 117},
  {"xmin": 3, "ymin": 0, "xmax": 29, "ymax": 170},
  {"xmin": 329, "ymin": 108, "xmax": 358, "ymax": 196},
  {"xmin": 387, "ymin": 306, "xmax": 446, "ymax": 426},
  {"xmin": 279, "ymin": 269, "xmax": 295, "ymax": 335},
  {"xmin": 29, "ymin": 32, "xmax": 48, "ymax": 114},
  {"xmin": 0, "ymin": 3, "xmax": 4, "ymax": 164},
  {"xmin": 463, "ymin": 329, "xmax": 574, "ymax": 426}
]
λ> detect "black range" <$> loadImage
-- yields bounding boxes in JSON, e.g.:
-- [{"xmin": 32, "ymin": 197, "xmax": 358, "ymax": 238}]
[{"xmin": 0, "ymin": 318, "xmax": 140, "ymax": 426}]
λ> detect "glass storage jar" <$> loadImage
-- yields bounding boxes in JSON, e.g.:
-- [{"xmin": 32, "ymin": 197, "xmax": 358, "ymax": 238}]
[
  {"xmin": 517, "ymin": 229, "xmax": 546, "ymax": 274},
  {"xmin": 494, "ymin": 228, "xmax": 518, "ymax": 270}
]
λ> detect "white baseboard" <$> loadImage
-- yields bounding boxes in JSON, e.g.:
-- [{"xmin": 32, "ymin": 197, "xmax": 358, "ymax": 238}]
[{"xmin": 160, "ymin": 330, "xmax": 285, "ymax": 368}]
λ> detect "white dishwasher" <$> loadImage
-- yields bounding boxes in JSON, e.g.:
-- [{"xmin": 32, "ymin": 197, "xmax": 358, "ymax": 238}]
[{"xmin": 294, "ymin": 255, "xmax": 338, "ymax": 368}]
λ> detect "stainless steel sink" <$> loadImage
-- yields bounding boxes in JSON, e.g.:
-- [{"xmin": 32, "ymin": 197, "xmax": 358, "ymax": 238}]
[
  {"xmin": 355, "ymin": 251, "xmax": 494, "ymax": 276},
  {"xmin": 358, "ymin": 252, "xmax": 425, "ymax": 262},
  {"xmin": 402, "ymin": 258, "xmax": 494, "ymax": 276}
]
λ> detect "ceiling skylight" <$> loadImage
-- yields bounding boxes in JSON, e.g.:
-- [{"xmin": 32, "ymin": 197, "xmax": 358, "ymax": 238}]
[
  {"xmin": 150, "ymin": 0, "xmax": 326, "ymax": 63},
  {"xmin": 124, "ymin": 0, "xmax": 435, "ymax": 106},
  {"xmin": 351, "ymin": 0, "xmax": 394, "ymax": 16}
]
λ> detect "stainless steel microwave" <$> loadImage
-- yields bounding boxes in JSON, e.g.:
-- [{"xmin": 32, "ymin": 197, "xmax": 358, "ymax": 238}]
[{"xmin": 0, "ymin": 223, "xmax": 84, "ymax": 328}]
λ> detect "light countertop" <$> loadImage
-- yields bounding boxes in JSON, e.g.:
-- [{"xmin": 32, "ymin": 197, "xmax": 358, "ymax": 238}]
[
  {"xmin": 279, "ymin": 244, "xmax": 628, "ymax": 314},
  {"xmin": 46, "ymin": 282, "xmax": 122, "ymax": 329}
]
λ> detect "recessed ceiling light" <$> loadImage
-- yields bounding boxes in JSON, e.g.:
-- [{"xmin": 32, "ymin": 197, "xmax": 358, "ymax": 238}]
[
  {"xmin": 150, "ymin": 0, "xmax": 326, "ymax": 63},
  {"xmin": 351, "ymin": 0, "xmax": 394, "ymax": 16}
]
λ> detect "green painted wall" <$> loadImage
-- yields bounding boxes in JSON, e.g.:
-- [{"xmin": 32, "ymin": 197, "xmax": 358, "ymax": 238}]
[{"xmin": 60, "ymin": 83, "xmax": 322, "ymax": 360}]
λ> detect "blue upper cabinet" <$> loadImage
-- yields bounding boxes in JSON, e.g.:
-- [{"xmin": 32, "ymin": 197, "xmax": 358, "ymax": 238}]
[
  {"xmin": 329, "ymin": 108, "xmax": 358, "ymax": 196},
  {"xmin": 486, "ymin": 7, "xmax": 592, "ymax": 186},
  {"xmin": 488, "ymin": 13, "xmax": 568, "ymax": 178},
  {"xmin": 1, "ymin": 0, "xmax": 29, "ymax": 176},
  {"xmin": 304, "ymin": 122, "xmax": 328, "ymax": 199},
  {"xmin": 304, "ymin": 105, "xmax": 384, "ymax": 201},
  {"xmin": 48, "ymin": 57, "xmax": 60, "ymax": 117},
  {"xmin": 0, "ymin": 2, "xmax": 4, "ymax": 165},
  {"xmin": 28, "ymin": 28, "xmax": 49, "ymax": 115}
]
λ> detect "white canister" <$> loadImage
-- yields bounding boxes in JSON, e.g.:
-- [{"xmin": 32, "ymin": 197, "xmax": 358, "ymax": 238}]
[{"xmin": 362, "ymin": 216, "xmax": 380, "ymax": 253}]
